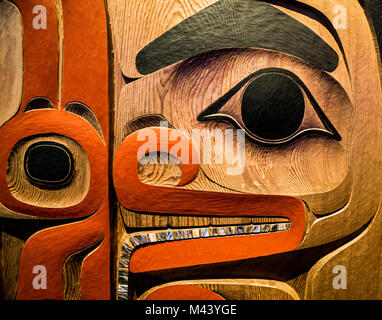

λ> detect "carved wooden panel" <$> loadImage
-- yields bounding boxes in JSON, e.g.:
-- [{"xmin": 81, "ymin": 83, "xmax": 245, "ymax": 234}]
[
  {"xmin": 1, "ymin": 0, "xmax": 382, "ymax": 300},
  {"xmin": 0, "ymin": 0, "xmax": 110, "ymax": 300}
]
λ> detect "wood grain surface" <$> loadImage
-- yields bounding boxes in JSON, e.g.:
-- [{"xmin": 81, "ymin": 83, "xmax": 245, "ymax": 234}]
[
  {"xmin": 109, "ymin": 0, "xmax": 382, "ymax": 300},
  {"xmin": 0, "ymin": 1, "xmax": 22, "ymax": 128},
  {"xmin": 139, "ymin": 279, "xmax": 300, "ymax": 300},
  {"xmin": 1, "ymin": 0, "xmax": 382, "ymax": 300}
]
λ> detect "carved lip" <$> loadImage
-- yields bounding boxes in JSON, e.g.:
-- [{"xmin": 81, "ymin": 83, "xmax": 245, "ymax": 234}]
[
  {"xmin": 117, "ymin": 219, "xmax": 293, "ymax": 299},
  {"xmin": 123, "ymin": 200, "xmax": 306, "ymax": 275},
  {"xmin": 114, "ymin": 128, "xmax": 307, "ymax": 278}
]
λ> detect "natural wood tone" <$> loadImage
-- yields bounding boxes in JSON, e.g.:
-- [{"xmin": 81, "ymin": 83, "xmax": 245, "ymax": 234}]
[
  {"xmin": 299, "ymin": 0, "xmax": 382, "ymax": 248},
  {"xmin": 141, "ymin": 284, "xmax": 225, "ymax": 300},
  {"xmin": 304, "ymin": 206, "xmax": 382, "ymax": 299},
  {"xmin": 109, "ymin": 0, "xmax": 382, "ymax": 300},
  {"xmin": 122, "ymin": 208, "xmax": 289, "ymax": 229},
  {"xmin": 123, "ymin": 155, "xmax": 289, "ymax": 228},
  {"xmin": 54, "ymin": 0, "xmax": 63, "ymax": 109},
  {"xmin": 0, "ymin": 1, "xmax": 22, "ymax": 127},
  {"xmin": 138, "ymin": 279, "xmax": 300, "ymax": 300},
  {"xmin": 115, "ymin": 49, "xmax": 352, "ymax": 219},
  {"xmin": 110, "ymin": 0, "xmax": 382, "ymax": 248},
  {"xmin": 0, "ymin": 231, "xmax": 24, "ymax": 300},
  {"xmin": 63, "ymin": 249, "xmax": 86, "ymax": 300},
  {"xmin": 107, "ymin": 0, "xmax": 216, "ymax": 78},
  {"xmin": 7, "ymin": 135, "xmax": 90, "ymax": 208}
]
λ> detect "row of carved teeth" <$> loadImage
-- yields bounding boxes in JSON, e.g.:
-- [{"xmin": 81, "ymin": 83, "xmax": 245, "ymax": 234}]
[
  {"xmin": 123, "ymin": 222, "xmax": 291, "ymax": 255},
  {"xmin": 117, "ymin": 221, "xmax": 291, "ymax": 300}
]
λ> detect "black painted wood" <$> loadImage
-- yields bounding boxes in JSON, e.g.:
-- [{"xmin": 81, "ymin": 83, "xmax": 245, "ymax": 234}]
[
  {"xmin": 24, "ymin": 97, "xmax": 54, "ymax": 112},
  {"xmin": 241, "ymin": 73, "xmax": 305, "ymax": 140},
  {"xmin": 197, "ymin": 68, "xmax": 341, "ymax": 146},
  {"xmin": 24, "ymin": 141, "xmax": 74, "ymax": 189},
  {"xmin": 136, "ymin": 0, "xmax": 339, "ymax": 74}
]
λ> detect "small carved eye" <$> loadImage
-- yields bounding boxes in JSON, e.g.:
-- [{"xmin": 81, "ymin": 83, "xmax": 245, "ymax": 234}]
[
  {"xmin": 241, "ymin": 73, "xmax": 305, "ymax": 141},
  {"xmin": 24, "ymin": 141, "xmax": 74, "ymax": 189}
]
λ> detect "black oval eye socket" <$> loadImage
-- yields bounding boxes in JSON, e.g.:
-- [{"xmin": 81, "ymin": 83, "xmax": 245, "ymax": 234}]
[
  {"xmin": 24, "ymin": 97, "xmax": 54, "ymax": 111},
  {"xmin": 241, "ymin": 73, "xmax": 305, "ymax": 141},
  {"xmin": 24, "ymin": 142, "xmax": 74, "ymax": 189}
]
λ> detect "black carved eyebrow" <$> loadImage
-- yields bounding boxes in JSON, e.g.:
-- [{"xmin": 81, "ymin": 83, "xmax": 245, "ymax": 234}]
[
  {"xmin": 258, "ymin": 0, "xmax": 349, "ymax": 72},
  {"xmin": 136, "ymin": 0, "xmax": 339, "ymax": 75}
]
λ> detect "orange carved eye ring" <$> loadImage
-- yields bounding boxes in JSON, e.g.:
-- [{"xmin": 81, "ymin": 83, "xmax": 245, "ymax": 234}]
[{"xmin": 0, "ymin": 110, "xmax": 106, "ymax": 219}]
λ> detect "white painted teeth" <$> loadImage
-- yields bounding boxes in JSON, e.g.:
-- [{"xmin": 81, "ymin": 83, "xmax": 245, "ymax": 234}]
[{"xmin": 117, "ymin": 221, "xmax": 291, "ymax": 300}]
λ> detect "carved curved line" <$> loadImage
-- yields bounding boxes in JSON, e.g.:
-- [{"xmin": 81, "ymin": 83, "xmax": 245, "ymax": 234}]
[
  {"xmin": 63, "ymin": 236, "xmax": 103, "ymax": 300},
  {"xmin": 64, "ymin": 101, "xmax": 105, "ymax": 143},
  {"xmin": 197, "ymin": 67, "xmax": 342, "ymax": 147},
  {"xmin": 16, "ymin": 204, "xmax": 105, "ymax": 300},
  {"xmin": 259, "ymin": 0, "xmax": 349, "ymax": 73},
  {"xmin": 136, "ymin": 0, "xmax": 339, "ymax": 75},
  {"xmin": 117, "ymin": 222, "xmax": 291, "ymax": 299}
]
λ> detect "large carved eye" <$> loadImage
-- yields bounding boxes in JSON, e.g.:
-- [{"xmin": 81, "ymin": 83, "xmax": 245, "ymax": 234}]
[
  {"xmin": 197, "ymin": 68, "xmax": 341, "ymax": 146},
  {"xmin": 241, "ymin": 73, "xmax": 305, "ymax": 141}
]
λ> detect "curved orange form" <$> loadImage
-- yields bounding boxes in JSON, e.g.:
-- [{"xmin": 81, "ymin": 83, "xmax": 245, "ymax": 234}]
[
  {"xmin": 114, "ymin": 128, "xmax": 306, "ymax": 272},
  {"xmin": 142, "ymin": 285, "xmax": 225, "ymax": 300},
  {"xmin": 130, "ymin": 230, "xmax": 304, "ymax": 273},
  {"xmin": 16, "ymin": 201, "xmax": 107, "ymax": 300},
  {"xmin": 59, "ymin": 0, "xmax": 110, "ymax": 299},
  {"xmin": 114, "ymin": 128, "xmax": 306, "ymax": 219},
  {"xmin": 0, "ymin": 0, "xmax": 110, "ymax": 220},
  {"xmin": 0, "ymin": 111, "xmax": 106, "ymax": 218},
  {"xmin": 4, "ymin": 0, "xmax": 111, "ymax": 300}
]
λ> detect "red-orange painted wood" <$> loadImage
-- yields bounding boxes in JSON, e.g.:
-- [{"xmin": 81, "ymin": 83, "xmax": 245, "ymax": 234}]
[
  {"xmin": 0, "ymin": 0, "xmax": 110, "ymax": 220},
  {"xmin": 16, "ymin": 201, "xmax": 107, "ymax": 300},
  {"xmin": 143, "ymin": 285, "xmax": 225, "ymax": 300},
  {"xmin": 61, "ymin": 0, "xmax": 109, "ymax": 136},
  {"xmin": 0, "ymin": 111, "xmax": 106, "ymax": 218},
  {"xmin": 114, "ymin": 128, "xmax": 305, "ymax": 272},
  {"xmin": 59, "ymin": 0, "xmax": 110, "ymax": 300},
  {"xmin": 10, "ymin": 0, "xmax": 59, "ymax": 109},
  {"xmin": 1, "ymin": 0, "xmax": 111, "ymax": 300},
  {"xmin": 114, "ymin": 128, "xmax": 306, "ymax": 220},
  {"xmin": 80, "ymin": 198, "xmax": 111, "ymax": 300},
  {"xmin": 130, "ymin": 229, "xmax": 303, "ymax": 273}
]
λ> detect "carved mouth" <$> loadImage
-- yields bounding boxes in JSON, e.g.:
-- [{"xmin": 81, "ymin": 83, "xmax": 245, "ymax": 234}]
[
  {"xmin": 117, "ymin": 219, "xmax": 292, "ymax": 299},
  {"xmin": 114, "ymin": 127, "xmax": 307, "ymax": 299}
]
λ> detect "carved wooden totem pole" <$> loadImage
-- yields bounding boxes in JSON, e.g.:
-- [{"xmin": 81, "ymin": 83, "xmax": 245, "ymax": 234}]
[
  {"xmin": 0, "ymin": 0, "xmax": 110, "ymax": 300},
  {"xmin": 1, "ymin": 0, "xmax": 382, "ymax": 300}
]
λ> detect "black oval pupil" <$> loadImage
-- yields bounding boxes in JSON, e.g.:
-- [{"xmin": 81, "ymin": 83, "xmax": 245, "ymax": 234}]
[
  {"xmin": 24, "ymin": 142, "xmax": 74, "ymax": 188},
  {"xmin": 241, "ymin": 73, "xmax": 305, "ymax": 140}
]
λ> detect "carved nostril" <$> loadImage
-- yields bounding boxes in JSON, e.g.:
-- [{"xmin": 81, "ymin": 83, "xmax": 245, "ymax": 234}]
[
  {"xmin": 24, "ymin": 97, "xmax": 54, "ymax": 112},
  {"xmin": 24, "ymin": 141, "xmax": 74, "ymax": 189}
]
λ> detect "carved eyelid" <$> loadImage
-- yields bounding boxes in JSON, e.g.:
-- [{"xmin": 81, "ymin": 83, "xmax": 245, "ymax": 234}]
[{"xmin": 197, "ymin": 67, "xmax": 341, "ymax": 146}]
